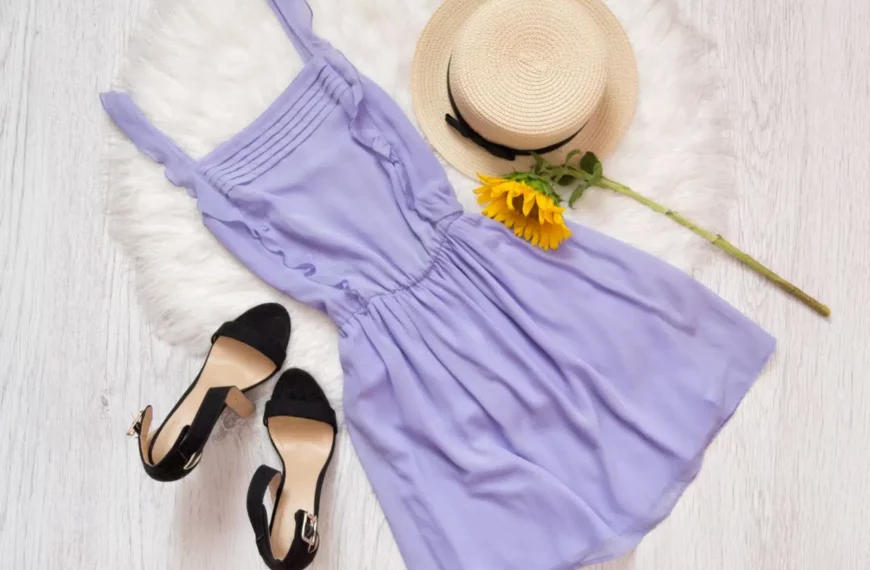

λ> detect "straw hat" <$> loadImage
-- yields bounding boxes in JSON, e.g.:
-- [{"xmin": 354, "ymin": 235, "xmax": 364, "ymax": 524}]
[{"xmin": 411, "ymin": 0, "xmax": 638, "ymax": 179}]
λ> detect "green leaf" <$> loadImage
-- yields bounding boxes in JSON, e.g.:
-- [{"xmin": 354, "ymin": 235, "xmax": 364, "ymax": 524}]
[
  {"xmin": 568, "ymin": 180, "xmax": 590, "ymax": 208},
  {"xmin": 526, "ymin": 178, "xmax": 551, "ymax": 196},
  {"xmin": 565, "ymin": 150, "xmax": 584, "ymax": 165},
  {"xmin": 590, "ymin": 162, "xmax": 603, "ymax": 186},
  {"xmin": 531, "ymin": 152, "xmax": 545, "ymax": 175},
  {"xmin": 568, "ymin": 187, "xmax": 585, "ymax": 208},
  {"xmin": 578, "ymin": 152, "xmax": 600, "ymax": 174},
  {"xmin": 549, "ymin": 166, "xmax": 577, "ymax": 186},
  {"xmin": 577, "ymin": 152, "xmax": 603, "ymax": 187},
  {"xmin": 525, "ymin": 177, "xmax": 562, "ymax": 205}
]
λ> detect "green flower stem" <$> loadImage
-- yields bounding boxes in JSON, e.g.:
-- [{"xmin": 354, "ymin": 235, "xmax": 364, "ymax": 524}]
[
  {"xmin": 526, "ymin": 153, "xmax": 829, "ymax": 317},
  {"xmin": 557, "ymin": 166, "xmax": 831, "ymax": 318},
  {"xmin": 532, "ymin": 153, "xmax": 831, "ymax": 317}
]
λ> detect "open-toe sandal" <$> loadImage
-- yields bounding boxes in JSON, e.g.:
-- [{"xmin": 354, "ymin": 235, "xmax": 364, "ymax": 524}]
[
  {"xmin": 246, "ymin": 369, "xmax": 337, "ymax": 569},
  {"xmin": 127, "ymin": 303, "xmax": 291, "ymax": 482}
]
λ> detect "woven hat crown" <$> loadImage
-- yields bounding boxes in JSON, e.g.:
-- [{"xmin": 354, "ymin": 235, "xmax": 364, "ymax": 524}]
[
  {"xmin": 411, "ymin": 0, "xmax": 638, "ymax": 178},
  {"xmin": 449, "ymin": 0, "xmax": 608, "ymax": 151}
]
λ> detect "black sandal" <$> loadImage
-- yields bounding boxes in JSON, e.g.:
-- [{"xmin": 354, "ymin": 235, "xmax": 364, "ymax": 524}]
[
  {"xmin": 127, "ymin": 303, "xmax": 291, "ymax": 482},
  {"xmin": 246, "ymin": 369, "xmax": 337, "ymax": 569}
]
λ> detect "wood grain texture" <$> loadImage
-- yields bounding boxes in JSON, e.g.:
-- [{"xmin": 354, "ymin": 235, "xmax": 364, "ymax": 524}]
[{"xmin": 1, "ymin": 0, "xmax": 868, "ymax": 568}]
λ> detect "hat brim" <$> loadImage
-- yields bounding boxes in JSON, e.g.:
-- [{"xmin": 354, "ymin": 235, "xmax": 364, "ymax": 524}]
[{"xmin": 411, "ymin": 0, "xmax": 638, "ymax": 180}]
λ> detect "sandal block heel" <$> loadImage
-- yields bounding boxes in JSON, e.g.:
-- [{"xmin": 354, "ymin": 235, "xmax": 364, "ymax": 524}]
[
  {"xmin": 247, "ymin": 369, "xmax": 337, "ymax": 569},
  {"xmin": 226, "ymin": 387, "xmax": 256, "ymax": 417},
  {"xmin": 127, "ymin": 303, "xmax": 291, "ymax": 482}
]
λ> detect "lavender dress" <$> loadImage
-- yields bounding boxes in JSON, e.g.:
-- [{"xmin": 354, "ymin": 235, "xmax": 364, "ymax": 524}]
[{"xmin": 102, "ymin": 1, "xmax": 775, "ymax": 568}]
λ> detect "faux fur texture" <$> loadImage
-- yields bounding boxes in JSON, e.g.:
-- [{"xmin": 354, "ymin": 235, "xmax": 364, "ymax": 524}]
[{"xmin": 103, "ymin": 0, "xmax": 733, "ymax": 565}]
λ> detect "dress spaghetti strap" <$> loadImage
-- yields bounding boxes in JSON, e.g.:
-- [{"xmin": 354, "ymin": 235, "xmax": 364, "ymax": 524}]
[
  {"xmin": 100, "ymin": 92, "xmax": 197, "ymax": 195},
  {"xmin": 100, "ymin": 0, "xmax": 324, "ymax": 197},
  {"xmin": 265, "ymin": 0, "xmax": 327, "ymax": 60}
]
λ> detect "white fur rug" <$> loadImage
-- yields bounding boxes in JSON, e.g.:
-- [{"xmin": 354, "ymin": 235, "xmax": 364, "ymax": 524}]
[{"xmin": 103, "ymin": 0, "xmax": 733, "ymax": 567}]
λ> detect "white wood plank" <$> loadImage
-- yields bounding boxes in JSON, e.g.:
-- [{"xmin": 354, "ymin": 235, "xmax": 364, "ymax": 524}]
[{"xmin": 635, "ymin": 1, "xmax": 870, "ymax": 569}]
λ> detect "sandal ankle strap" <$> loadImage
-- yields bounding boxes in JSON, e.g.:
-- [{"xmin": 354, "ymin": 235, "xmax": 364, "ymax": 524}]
[
  {"xmin": 128, "ymin": 386, "xmax": 251, "ymax": 482},
  {"xmin": 247, "ymin": 465, "xmax": 320, "ymax": 570}
]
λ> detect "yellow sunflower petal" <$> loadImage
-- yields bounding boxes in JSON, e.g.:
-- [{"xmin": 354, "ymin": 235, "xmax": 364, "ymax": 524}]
[
  {"xmin": 521, "ymin": 191, "xmax": 536, "ymax": 216},
  {"xmin": 540, "ymin": 228, "xmax": 551, "ymax": 250},
  {"xmin": 551, "ymin": 225, "xmax": 562, "ymax": 247},
  {"xmin": 503, "ymin": 210, "xmax": 520, "ymax": 229},
  {"xmin": 495, "ymin": 206, "xmax": 511, "ymax": 222},
  {"xmin": 475, "ymin": 178, "xmax": 572, "ymax": 251},
  {"xmin": 524, "ymin": 220, "xmax": 538, "ymax": 242},
  {"xmin": 477, "ymin": 174, "xmax": 503, "ymax": 186},
  {"xmin": 490, "ymin": 182, "xmax": 514, "ymax": 198},
  {"xmin": 482, "ymin": 203, "xmax": 500, "ymax": 219}
]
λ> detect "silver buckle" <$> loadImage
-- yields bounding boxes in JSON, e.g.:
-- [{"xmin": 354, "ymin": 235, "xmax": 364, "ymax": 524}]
[
  {"xmin": 300, "ymin": 512, "xmax": 319, "ymax": 553},
  {"xmin": 183, "ymin": 452, "xmax": 202, "ymax": 471},
  {"xmin": 127, "ymin": 409, "xmax": 145, "ymax": 437}
]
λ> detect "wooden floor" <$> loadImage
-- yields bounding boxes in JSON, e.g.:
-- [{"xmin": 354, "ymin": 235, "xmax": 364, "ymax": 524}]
[{"xmin": 1, "ymin": 0, "xmax": 868, "ymax": 568}]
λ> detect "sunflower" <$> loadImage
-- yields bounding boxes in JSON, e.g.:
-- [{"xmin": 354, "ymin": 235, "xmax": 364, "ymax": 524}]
[{"xmin": 474, "ymin": 174, "xmax": 572, "ymax": 250}]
